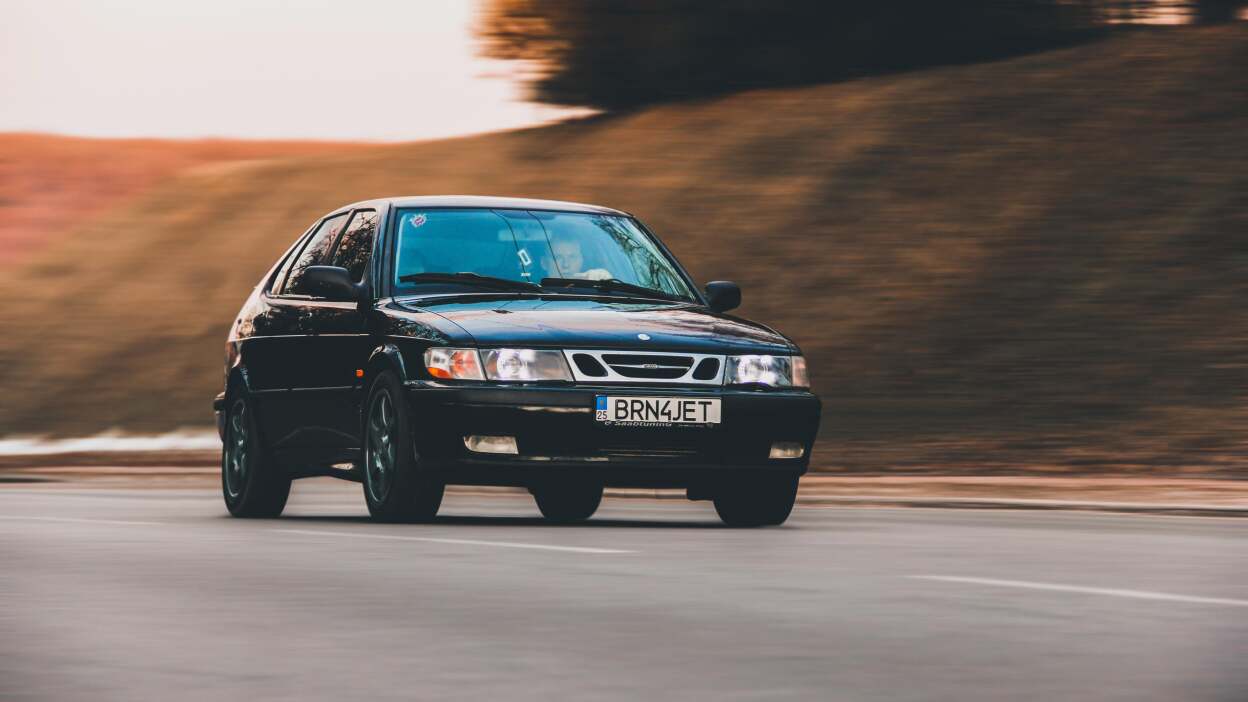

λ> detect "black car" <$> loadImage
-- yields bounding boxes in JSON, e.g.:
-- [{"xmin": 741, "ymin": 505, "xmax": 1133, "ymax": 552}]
[{"xmin": 214, "ymin": 196, "xmax": 820, "ymax": 526}]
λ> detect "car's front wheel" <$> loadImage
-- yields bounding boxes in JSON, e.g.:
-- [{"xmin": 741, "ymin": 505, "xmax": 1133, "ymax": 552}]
[
  {"xmin": 222, "ymin": 394, "xmax": 291, "ymax": 517},
  {"xmin": 713, "ymin": 472, "xmax": 799, "ymax": 527},
  {"xmin": 363, "ymin": 371, "xmax": 444, "ymax": 522},
  {"xmin": 532, "ymin": 479, "xmax": 603, "ymax": 523}
]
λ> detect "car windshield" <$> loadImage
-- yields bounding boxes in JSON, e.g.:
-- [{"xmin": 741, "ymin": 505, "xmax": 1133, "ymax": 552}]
[{"xmin": 392, "ymin": 208, "xmax": 697, "ymax": 301}]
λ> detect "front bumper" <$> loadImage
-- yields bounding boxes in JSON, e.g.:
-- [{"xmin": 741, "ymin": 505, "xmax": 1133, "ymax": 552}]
[{"xmin": 405, "ymin": 381, "xmax": 821, "ymax": 488}]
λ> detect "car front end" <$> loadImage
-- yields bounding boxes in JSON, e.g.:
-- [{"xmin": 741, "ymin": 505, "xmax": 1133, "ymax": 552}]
[{"xmin": 399, "ymin": 339, "xmax": 821, "ymax": 494}]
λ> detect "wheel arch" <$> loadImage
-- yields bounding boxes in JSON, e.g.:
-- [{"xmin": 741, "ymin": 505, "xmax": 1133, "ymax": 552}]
[
  {"xmin": 359, "ymin": 344, "xmax": 410, "ymax": 437},
  {"xmin": 364, "ymin": 343, "xmax": 409, "ymax": 385},
  {"xmin": 221, "ymin": 366, "xmax": 272, "ymax": 448},
  {"xmin": 225, "ymin": 366, "xmax": 254, "ymax": 398},
  {"xmin": 216, "ymin": 366, "xmax": 254, "ymax": 439}
]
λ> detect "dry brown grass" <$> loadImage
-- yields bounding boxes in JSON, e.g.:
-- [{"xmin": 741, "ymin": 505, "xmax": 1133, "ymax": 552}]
[
  {"xmin": 0, "ymin": 134, "xmax": 368, "ymax": 266},
  {"xmin": 0, "ymin": 26, "xmax": 1245, "ymax": 475}
]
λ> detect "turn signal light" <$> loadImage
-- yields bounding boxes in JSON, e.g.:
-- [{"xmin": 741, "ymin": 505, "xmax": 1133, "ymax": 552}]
[{"xmin": 425, "ymin": 348, "xmax": 485, "ymax": 380}]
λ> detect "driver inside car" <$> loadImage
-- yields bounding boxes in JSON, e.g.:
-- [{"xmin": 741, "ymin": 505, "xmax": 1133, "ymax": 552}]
[{"xmin": 549, "ymin": 234, "xmax": 613, "ymax": 281}]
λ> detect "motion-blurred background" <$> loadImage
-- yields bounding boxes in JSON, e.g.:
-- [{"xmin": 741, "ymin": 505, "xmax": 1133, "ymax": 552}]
[{"xmin": 1, "ymin": 0, "xmax": 1245, "ymax": 477}]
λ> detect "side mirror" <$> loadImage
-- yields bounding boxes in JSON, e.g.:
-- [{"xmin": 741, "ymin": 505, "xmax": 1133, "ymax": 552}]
[
  {"xmin": 304, "ymin": 265, "xmax": 362, "ymax": 302},
  {"xmin": 704, "ymin": 280, "xmax": 741, "ymax": 313}
]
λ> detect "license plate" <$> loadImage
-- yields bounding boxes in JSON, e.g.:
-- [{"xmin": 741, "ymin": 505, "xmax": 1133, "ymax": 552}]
[{"xmin": 595, "ymin": 396, "xmax": 721, "ymax": 427}]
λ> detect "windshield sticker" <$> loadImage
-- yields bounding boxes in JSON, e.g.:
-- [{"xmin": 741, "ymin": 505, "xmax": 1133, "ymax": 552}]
[
  {"xmin": 407, "ymin": 213, "xmax": 427, "ymax": 228},
  {"xmin": 517, "ymin": 248, "xmax": 533, "ymax": 267}
]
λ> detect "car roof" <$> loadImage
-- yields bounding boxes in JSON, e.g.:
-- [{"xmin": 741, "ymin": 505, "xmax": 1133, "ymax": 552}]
[{"xmin": 337, "ymin": 195, "xmax": 630, "ymax": 217}]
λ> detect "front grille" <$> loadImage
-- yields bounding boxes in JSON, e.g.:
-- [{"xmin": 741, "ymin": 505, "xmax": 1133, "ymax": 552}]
[
  {"xmin": 600, "ymin": 353, "xmax": 694, "ymax": 379},
  {"xmin": 564, "ymin": 350, "xmax": 726, "ymax": 385},
  {"xmin": 572, "ymin": 353, "xmax": 609, "ymax": 377},
  {"xmin": 612, "ymin": 366, "xmax": 688, "ymax": 379},
  {"xmin": 600, "ymin": 354, "xmax": 694, "ymax": 368},
  {"xmin": 691, "ymin": 357, "xmax": 720, "ymax": 380}
]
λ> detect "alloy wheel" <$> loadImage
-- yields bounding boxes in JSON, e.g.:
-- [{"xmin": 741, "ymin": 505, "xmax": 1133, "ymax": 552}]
[
  {"xmin": 366, "ymin": 390, "xmax": 397, "ymax": 504},
  {"xmin": 225, "ymin": 398, "xmax": 249, "ymax": 499}
]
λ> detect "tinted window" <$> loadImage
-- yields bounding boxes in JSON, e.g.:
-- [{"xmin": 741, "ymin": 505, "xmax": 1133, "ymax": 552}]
[
  {"xmin": 392, "ymin": 208, "xmax": 695, "ymax": 300},
  {"xmin": 533, "ymin": 211, "xmax": 690, "ymax": 297},
  {"xmin": 329, "ymin": 210, "xmax": 377, "ymax": 282},
  {"xmin": 269, "ymin": 237, "xmax": 306, "ymax": 294},
  {"xmin": 282, "ymin": 213, "xmax": 348, "ymax": 295},
  {"xmin": 395, "ymin": 209, "xmax": 526, "ymax": 283}
]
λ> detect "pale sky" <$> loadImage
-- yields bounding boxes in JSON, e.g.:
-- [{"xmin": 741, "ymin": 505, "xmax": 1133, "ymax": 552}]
[{"xmin": 0, "ymin": 0, "xmax": 585, "ymax": 141}]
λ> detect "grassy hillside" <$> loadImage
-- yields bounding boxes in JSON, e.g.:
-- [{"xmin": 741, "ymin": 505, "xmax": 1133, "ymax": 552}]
[
  {"xmin": 1, "ymin": 26, "xmax": 1245, "ymax": 474},
  {"xmin": 0, "ymin": 134, "xmax": 367, "ymax": 266}
]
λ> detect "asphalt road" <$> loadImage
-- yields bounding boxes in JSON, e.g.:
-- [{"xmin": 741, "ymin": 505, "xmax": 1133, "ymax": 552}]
[{"xmin": 1, "ymin": 480, "xmax": 1245, "ymax": 702}]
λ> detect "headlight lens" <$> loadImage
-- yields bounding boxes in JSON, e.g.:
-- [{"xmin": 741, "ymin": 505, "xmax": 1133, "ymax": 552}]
[
  {"xmin": 424, "ymin": 348, "xmax": 484, "ymax": 380},
  {"xmin": 725, "ymin": 354, "xmax": 809, "ymax": 388},
  {"xmin": 482, "ymin": 349, "xmax": 573, "ymax": 382}
]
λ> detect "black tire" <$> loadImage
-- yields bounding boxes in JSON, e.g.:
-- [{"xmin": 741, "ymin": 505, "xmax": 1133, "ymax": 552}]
[
  {"xmin": 713, "ymin": 473, "xmax": 799, "ymax": 527},
  {"xmin": 362, "ymin": 371, "xmax": 444, "ymax": 522},
  {"xmin": 532, "ymin": 479, "xmax": 603, "ymax": 523},
  {"xmin": 222, "ymin": 393, "xmax": 291, "ymax": 518}
]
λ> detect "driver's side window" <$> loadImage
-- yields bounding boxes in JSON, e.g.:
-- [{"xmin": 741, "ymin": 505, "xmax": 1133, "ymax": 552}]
[
  {"xmin": 277, "ymin": 213, "xmax": 349, "ymax": 296},
  {"xmin": 328, "ymin": 210, "xmax": 377, "ymax": 282}
]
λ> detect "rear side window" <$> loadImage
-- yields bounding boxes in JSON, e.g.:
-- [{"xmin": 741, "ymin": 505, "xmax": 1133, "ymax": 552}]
[
  {"xmin": 329, "ymin": 209, "xmax": 378, "ymax": 282},
  {"xmin": 281, "ymin": 213, "xmax": 349, "ymax": 295}
]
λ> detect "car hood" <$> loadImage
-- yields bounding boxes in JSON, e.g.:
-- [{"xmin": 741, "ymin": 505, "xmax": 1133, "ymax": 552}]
[{"xmin": 394, "ymin": 296, "xmax": 796, "ymax": 354}]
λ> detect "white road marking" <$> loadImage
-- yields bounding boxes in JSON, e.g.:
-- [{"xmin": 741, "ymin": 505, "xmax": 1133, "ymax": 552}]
[
  {"xmin": 0, "ymin": 515, "xmax": 162, "ymax": 526},
  {"xmin": 271, "ymin": 528, "xmax": 636, "ymax": 554},
  {"xmin": 910, "ymin": 575, "xmax": 1248, "ymax": 608},
  {"xmin": 0, "ymin": 429, "xmax": 220, "ymax": 455}
]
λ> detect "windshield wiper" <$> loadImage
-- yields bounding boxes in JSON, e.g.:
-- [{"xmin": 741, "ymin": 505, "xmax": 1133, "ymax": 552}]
[
  {"xmin": 540, "ymin": 277, "xmax": 683, "ymax": 301},
  {"xmin": 399, "ymin": 272, "xmax": 541, "ymax": 292}
]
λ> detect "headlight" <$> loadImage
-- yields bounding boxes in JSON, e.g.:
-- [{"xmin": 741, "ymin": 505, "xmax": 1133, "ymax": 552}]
[
  {"xmin": 482, "ymin": 349, "xmax": 573, "ymax": 382},
  {"xmin": 725, "ymin": 354, "xmax": 808, "ymax": 388},
  {"xmin": 424, "ymin": 348, "xmax": 484, "ymax": 380}
]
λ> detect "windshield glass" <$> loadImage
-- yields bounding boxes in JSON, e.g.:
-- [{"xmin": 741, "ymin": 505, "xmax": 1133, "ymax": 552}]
[{"xmin": 392, "ymin": 208, "xmax": 696, "ymax": 301}]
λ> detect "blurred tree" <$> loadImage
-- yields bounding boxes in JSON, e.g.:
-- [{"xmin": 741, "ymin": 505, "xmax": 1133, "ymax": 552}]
[
  {"xmin": 478, "ymin": 0, "xmax": 1103, "ymax": 110},
  {"xmin": 1195, "ymin": 0, "xmax": 1243, "ymax": 22}
]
